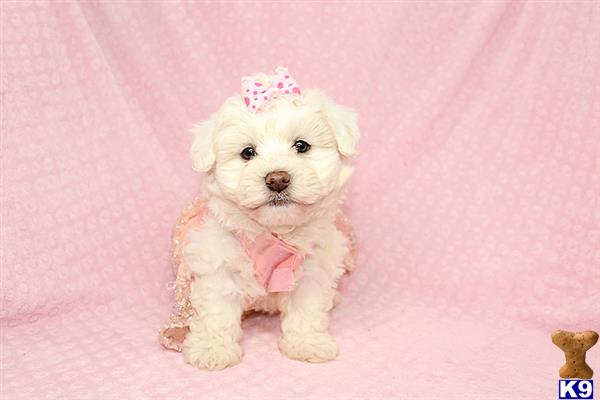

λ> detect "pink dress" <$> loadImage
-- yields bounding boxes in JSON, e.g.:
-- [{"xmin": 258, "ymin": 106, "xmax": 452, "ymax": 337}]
[{"xmin": 158, "ymin": 197, "xmax": 357, "ymax": 352}]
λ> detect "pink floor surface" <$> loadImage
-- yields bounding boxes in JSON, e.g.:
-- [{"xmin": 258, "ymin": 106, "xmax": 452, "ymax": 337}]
[{"xmin": 2, "ymin": 2, "xmax": 599, "ymax": 399}]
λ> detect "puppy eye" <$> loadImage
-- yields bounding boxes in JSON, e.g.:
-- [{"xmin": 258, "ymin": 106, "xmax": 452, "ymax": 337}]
[
  {"xmin": 293, "ymin": 140, "xmax": 311, "ymax": 153},
  {"xmin": 240, "ymin": 146, "xmax": 257, "ymax": 160}
]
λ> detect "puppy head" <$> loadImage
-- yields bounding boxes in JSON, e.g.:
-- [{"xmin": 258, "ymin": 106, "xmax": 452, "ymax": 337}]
[{"xmin": 191, "ymin": 90, "xmax": 359, "ymax": 227}]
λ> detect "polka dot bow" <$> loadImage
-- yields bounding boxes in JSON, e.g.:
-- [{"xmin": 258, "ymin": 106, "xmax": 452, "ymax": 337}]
[{"xmin": 241, "ymin": 66, "xmax": 302, "ymax": 113}]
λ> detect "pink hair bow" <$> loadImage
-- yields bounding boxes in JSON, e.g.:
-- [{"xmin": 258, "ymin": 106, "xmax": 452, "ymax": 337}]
[{"xmin": 241, "ymin": 66, "xmax": 302, "ymax": 113}]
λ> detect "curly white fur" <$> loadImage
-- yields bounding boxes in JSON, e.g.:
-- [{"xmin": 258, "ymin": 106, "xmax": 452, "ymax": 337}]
[{"xmin": 182, "ymin": 90, "xmax": 359, "ymax": 370}]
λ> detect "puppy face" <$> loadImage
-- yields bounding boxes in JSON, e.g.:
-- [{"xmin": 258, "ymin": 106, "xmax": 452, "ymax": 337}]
[{"xmin": 191, "ymin": 90, "xmax": 359, "ymax": 227}]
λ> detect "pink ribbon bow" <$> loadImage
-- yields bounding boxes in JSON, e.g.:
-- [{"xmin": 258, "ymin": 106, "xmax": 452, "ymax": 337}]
[
  {"xmin": 239, "ymin": 232, "xmax": 304, "ymax": 292},
  {"xmin": 241, "ymin": 66, "xmax": 302, "ymax": 113}
]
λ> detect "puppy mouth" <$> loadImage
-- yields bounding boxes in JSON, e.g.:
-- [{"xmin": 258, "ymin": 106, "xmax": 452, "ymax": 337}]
[{"xmin": 268, "ymin": 192, "xmax": 292, "ymax": 207}]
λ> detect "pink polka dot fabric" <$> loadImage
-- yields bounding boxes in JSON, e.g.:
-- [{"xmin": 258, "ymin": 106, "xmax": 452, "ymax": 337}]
[
  {"xmin": 1, "ymin": 2, "xmax": 599, "ymax": 399},
  {"xmin": 241, "ymin": 66, "xmax": 302, "ymax": 112}
]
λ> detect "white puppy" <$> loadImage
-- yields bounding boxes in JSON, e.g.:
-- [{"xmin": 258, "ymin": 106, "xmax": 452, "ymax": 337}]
[{"xmin": 181, "ymin": 79, "xmax": 359, "ymax": 371}]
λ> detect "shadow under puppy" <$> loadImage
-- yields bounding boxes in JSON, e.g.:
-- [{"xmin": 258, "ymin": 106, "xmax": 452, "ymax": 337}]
[{"xmin": 160, "ymin": 67, "xmax": 359, "ymax": 370}]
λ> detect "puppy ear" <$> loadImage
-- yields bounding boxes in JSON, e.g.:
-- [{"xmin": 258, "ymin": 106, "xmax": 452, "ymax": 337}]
[
  {"xmin": 324, "ymin": 100, "xmax": 360, "ymax": 157},
  {"xmin": 190, "ymin": 117, "xmax": 216, "ymax": 172}
]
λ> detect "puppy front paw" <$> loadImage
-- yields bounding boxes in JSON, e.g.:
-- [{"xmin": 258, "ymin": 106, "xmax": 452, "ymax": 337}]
[
  {"xmin": 279, "ymin": 332, "xmax": 339, "ymax": 363},
  {"xmin": 183, "ymin": 333, "xmax": 243, "ymax": 371}
]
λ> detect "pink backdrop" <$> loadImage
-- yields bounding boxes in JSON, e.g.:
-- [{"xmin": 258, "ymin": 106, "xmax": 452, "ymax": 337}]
[{"xmin": 2, "ymin": 1, "xmax": 599, "ymax": 399}]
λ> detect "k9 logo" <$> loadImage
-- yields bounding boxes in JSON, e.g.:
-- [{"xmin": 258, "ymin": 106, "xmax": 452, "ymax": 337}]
[{"xmin": 559, "ymin": 380, "xmax": 594, "ymax": 399}]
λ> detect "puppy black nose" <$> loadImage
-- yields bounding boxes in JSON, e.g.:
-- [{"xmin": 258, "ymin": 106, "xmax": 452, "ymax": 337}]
[{"xmin": 265, "ymin": 171, "xmax": 290, "ymax": 192}]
